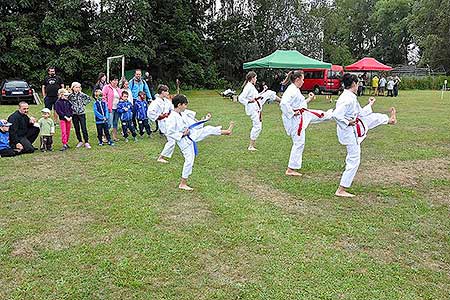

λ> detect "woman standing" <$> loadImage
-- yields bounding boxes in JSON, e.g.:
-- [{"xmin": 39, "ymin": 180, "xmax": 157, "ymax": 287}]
[
  {"xmin": 92, "ymin": 73, "xmax": 107, "ymax": 97},
  {"xmin": 102, "ymin": 76, "xmax": 122, "ymax": 141},
  {"xmin": 280, "ymin": 70, "xmax": 333, "ymax": 176},
  {"xmin": 238, "ymin": 71, "xmax": 279, "ymax": 151}
]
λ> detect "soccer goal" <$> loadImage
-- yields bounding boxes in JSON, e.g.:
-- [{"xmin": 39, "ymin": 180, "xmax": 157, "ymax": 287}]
[{"xmin": 106, "ymin": 55, "xmax": 125, "ymax": 82}]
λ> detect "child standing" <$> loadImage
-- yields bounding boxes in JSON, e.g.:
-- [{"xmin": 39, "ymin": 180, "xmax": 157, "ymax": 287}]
[
  {"xmin": 166, "ymin": 94, "xmax": 233, "ymax": 191},
  {"xmin": 38, "ymin": 108, "xmax": 55, "ymax": 151},
  {"xmin": 134, "ymin": 91, "xmax": 152, "ymax": 138},
  {"xmin": 93, "ymin": 89, "xmax": 114, "ymax": 146},
  {"xmin": 68, "ymin": 82, "xmax": 91, "ymax": 148},
  {"xmin": 55, "ymin": 88, "xmax": 73, "ymax": 151},
  {"xmin": 116, "ymin": 91, "xmax": 137, "ymax": 142}
]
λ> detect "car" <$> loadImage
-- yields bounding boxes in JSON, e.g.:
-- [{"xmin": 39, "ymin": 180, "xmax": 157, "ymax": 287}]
[
  {"xmin": 301, "ymin": 65, "xmax": 344, "ymax": 95},
  {"xmin": 0, "ymin": 79, "xmax": 35, "ymax": 104}
]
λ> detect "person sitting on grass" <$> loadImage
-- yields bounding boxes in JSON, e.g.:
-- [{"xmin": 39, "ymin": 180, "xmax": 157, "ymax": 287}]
[
  {"xmin": 116, "ymin": 91, "xmax": 137, "ymax": 142},
  {"xmin": 165, "ymin": 94, "xmax": 234, "ymax": 191},
  {"xmin": 0, "ymin": 120, "xmax": 20, "ymax": 157},
  {"xmin": 333, "ymin": 73, "xmax": 397, "ymax": 198},
  {"xmin": 93, "ymin": 89, "xmax": 114, "ymax": 146},
  {"xmin": 7, "ymin": 102, "xmax": 40, "ymax": 154},
  {"xmin": 134, "ymin": 91, "xmax": 152, "ymax": 138}
]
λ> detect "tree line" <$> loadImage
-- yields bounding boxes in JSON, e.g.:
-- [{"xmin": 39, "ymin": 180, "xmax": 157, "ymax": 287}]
[{"xmin": 1, "ymin": 0, "xmax": 449, "ymax": 89}]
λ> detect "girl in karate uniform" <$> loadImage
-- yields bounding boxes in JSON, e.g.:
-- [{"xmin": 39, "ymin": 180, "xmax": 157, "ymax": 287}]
[
  {"xmin": 238, "ymin": 71, "xmax": 280, "ymax": 151},
  {"xmin": 333, "ymin": 73, "xmax": 397, "ymax": 197},
  {"xmin": 280, "ymin": 70, "xmax": 333, "ymax": 176},
  {"xmin": 147, "ymin": 84, "xmax": 175, "ymax": 163},
  {"xmin": 166, "ymin": 94, "xmax": 234, "ymax": 191}
]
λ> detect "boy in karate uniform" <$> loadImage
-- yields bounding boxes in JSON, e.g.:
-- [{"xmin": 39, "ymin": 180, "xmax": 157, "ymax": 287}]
[
  {"xmin": 165, "ymin": 94, "xmax": 233, "ymax": 191},
  {"xmin": 333, "ymin": 73, "xmax": 397, "ymax": 197},
  {"xmin": 148, "ymin": 84, "xmax": 175, "ymax": 163},
  {"xmin": 280, "ymin": 70, "xmax": 333, "ymax": 176}
]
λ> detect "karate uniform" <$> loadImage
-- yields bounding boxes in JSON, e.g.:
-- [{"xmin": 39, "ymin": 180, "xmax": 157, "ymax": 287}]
[
  {"xmin": 333, "ymin": 89, "xmax": 389, "ymax": 187},
  {"xmin": 165, "ymin": 109, "xmax": 222, "ymax": 179},
  {"xmin": 148, "ymin": 96, "xmax": 175, "ymax": 158},
  {"xmin": 280, "ymin": 83, "xmax": 333, "ymax": 170},
  {"xmin": 238, "ymin": 82, "xmax": 276, "ymax": 140}
]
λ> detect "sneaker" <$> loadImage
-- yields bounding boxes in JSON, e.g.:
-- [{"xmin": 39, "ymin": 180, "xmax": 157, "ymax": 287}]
[
  {"xmin": 108, "ymin": 141, "xmax": 115, "ymax": 146},
  {"xmin": 133, "ymin": 137, "xmax": 138, "ymax": 142},
  {"xmin": 98, "ymin": 142, "xmax": 104, "ymax": 146},
  {"xmin": 76, "ymin": 142, "xmax": 84, "ymax": 148},
  {"xmin": 84, "ymin": 142, "xmax": 91, "ymax": 149},
  {"xmin": 124, "ymin": 138, "xmax": 129, "ymax": 143},
  {"xmin": 60, "ymin": 144, "xmax": 68, "ymax": 151}
]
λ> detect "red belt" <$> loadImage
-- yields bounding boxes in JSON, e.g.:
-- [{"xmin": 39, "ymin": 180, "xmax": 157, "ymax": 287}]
[
  {"xmin": 294, "ymin": 108, "xmax": 324, "ymax": 136},
  {"xmin": 355, "ymin": 117, "xmax": 366, "ymax": 137}
]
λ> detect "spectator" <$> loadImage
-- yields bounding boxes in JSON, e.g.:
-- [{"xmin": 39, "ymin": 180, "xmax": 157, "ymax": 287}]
[
  {"xmin": 102, "ymin": 76, "xmax": 122, "ymax": 141},
  {"xmin": 0, "ymin": 120, "xmax": 18, "ymax": 157},
  {"xmin": 54, "ymin": 88, "xmax": 73, "ymax": 151},
  {"xmin": 92, "ymin": 72, "xmax": 107, "ymax": 97},
  {"xmin": 38, "ymin": 108, "xmax": 55, "ymax": 152},
  {"xmin": 387, "ymin": 77, "xmax": 395, "ymax": 97},
  {"xmin": 371, "ymin": 75, "xmax": 379, "ymax": 96},
  {"xmin": 393, "ymin": 75, "xmax": 401, "ymax": 97},
  {"xmin": 120, "ymin": 79, "xmax": 136, "ymax": 128},
  {"xmin": 378, "ymin": 75, "xmax": 387, "ymax": 96},
  {"xmin": 134, "ymin": 91, "xmax": 152, "ymax": 138},
  {"xmin": 116, "ymin": 91, "xmax": 137, "ymax": 142},
  {"xmin": 7, "ymin": 102, "xmax": 40, "ymax": 153},
  {"xmin": 93, "ymin": 89, "xmax": 114, "ymax": 146},
  {"xmin": 357, "ymin": 75, "xmax": 364, "ymax": 96},
  {"xmin": 42, "ymin": 67, "xmax": 64, "ymax": 122},
  {"xmin": 68, "ymin": 82, "xmax": 91, "ymax": 149},
  {"xmin": 144, "ymin": 72, "xmax": 156, "ymax": 100},
  {"xmin": 129, "ymin": 69, "xmax": 152, "ymax": 103}
]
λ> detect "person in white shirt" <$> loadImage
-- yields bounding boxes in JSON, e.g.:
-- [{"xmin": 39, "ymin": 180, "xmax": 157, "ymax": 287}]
[
  {"xmin": 378, "ymin": 76, "xmax": 386, "ymax": 96},
  {"xmin": 387, "ymin": 77, "xmax": 395, "ymax": 97},
  {"xmin": 165, "ymin": 94, "xmax": 233, "ymax": 191},
  {"xmin": 238, "ymin": 71, "xmax": 280, "ymax": 151},
  {"xmin": 280, "ymin": 70, "xmax": 333, "ymax": 176},
  {"xmin": 333, "ymin": 73, "xmax": 397, "ymax": 197},
  {"xmin": 147, "ymin": 84, "xmax": 175, "ymax": 163}
]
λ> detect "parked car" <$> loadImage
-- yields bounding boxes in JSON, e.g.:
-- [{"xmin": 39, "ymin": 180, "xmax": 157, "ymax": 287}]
[
  {"xmin": 302, "ymin": 65, "xmax": 344, "ymax": 95},
  {"xmin": 0, "ymin": 79, "xmax": 35, "ymax": 104}
]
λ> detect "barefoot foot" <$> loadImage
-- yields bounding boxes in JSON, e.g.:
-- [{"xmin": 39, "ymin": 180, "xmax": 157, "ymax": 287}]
[
  {"xmin": 389, "ymin": 107, "xmax": 397, "ymax": 124},
  {"xmin": 285, "ymin": 169, "xmax": 302, "ymax": 176},
  {"xmin": 335, "ymin": 190, "xmax": 355, "ymax": 198},
  {"xmin": 179, "ymin": 184, "xmax": 193, "ymax": 191}
]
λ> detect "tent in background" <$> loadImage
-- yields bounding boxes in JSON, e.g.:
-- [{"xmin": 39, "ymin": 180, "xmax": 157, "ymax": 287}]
[
  {"xmin": 345, "ymin": 57, "xmax": 392, "ymax": 71},
  {"xmin": 243, "ymin": 50, "xmax": 331, "ymax": 70}
]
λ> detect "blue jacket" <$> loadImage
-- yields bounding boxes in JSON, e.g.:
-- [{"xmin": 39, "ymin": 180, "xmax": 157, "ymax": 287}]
[
  {"xmin": 129, "ymin": 78, "xmax": 152, "ymax": 101},
  {"xmin": 93, "ymin": 99, "xmax": 110, "ymax": 124},
  {"xmin": 117, "ymin": 100, "xmax": 133, "ymax": 121},
  {"xmin": 134, "ymin": 99, "xmax": 148, "ymax": 120},
  {"xmin": 0, "ymin": 130, "xmax": 11, "ymax": 150}
]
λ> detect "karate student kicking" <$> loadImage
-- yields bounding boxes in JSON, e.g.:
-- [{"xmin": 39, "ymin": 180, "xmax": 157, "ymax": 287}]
[
  {"xmin": 280, "ymin": 70, "xmax": 333, "ymax": 176},
  {"xmin": 238, "ymin": 71, "xmax": 280, "ymax": 151},
  {"xmin": 166, "ymin": 94, "xmax": 234, "ymax": 191},
  {"xmin": 147, "ymin": 84, "xmax": 175, "ymax": 163},
  {"xmin": 333, "ymin": 73, "xmax": 397, "ymax": 198}
]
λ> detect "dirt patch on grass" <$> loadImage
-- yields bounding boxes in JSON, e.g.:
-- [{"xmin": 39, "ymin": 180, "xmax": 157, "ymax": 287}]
[
  {"xmin": 11, "ymin": 213, "xmax": 94, "ymax": 258},
  {"xmin": 358, "ymin": 158, "xmax": 450, "ymax": 187},
  {"xmin": 158, "ymin": 196, "xmax": 214, "ymax": 228},
  {"xmin": 426, "ymin": 187, "xmax": 450, "ymax": 205}
]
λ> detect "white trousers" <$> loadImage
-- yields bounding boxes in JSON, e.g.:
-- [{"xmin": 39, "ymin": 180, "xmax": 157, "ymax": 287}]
[
  {"xmin": 191, "ymin": 125, "xmax": 222, "ymax": 142},
  {"xmin": 339, "ymin": 113, "xmax": 389, "ymax": 187},
  {"xmin": 160, "ymin": 137, "xmax": 176, "ymax": 158},
  {"xmin": 181, "ymin": 143, "xmax": 195, "ymax": 179},
  {"xmin": 288, "ymin": 109, "xmax": 333, "ymax": 170},
  {"xmin": 249, "ymin": 110, "xmax": 262, "ymax": 140}
]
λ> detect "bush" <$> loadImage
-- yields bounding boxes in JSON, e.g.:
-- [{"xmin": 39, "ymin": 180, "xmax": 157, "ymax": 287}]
[{"xmin": 400, "ymin": 76, "xmax": 449, "ymax": 90}]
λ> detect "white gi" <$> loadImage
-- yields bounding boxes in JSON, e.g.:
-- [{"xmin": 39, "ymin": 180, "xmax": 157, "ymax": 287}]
[
  {"xmin": 238, "ymin": 82, "xmax": 276, "ymax": 140},
  {"xmin": 148, "ymin": 96, "xmax": 175, "ymax": 158},
  {"xmin": 280, "ymin": 83, "xmax": 333, "ymax": 170},
  {"xmin": 165, "ymin": 109, "xmax": 222, "ymax": 179},
  {"xmin": 333, "ymin": 89, "xmax": 389, "ymax": 187}
]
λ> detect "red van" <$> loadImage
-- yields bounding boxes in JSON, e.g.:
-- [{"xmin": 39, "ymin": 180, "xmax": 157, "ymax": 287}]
[{"xmin": 302, "ymin": 65, "xmax": 343, "ymax": 94}]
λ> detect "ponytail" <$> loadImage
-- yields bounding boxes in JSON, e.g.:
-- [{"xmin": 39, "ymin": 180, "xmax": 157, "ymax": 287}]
[
  {"xmin": 241, "ymin": 71, "xmax": 257, "ymax": 89},
  {"xmin": 282, "ymin": 70, "xmax": 304, "ymax": 86}
]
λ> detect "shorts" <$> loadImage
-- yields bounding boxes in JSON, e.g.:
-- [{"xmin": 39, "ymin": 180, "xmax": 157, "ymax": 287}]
[{"xmin": 44, "ymin": 96, "xmax": 58, "ymax": 110}]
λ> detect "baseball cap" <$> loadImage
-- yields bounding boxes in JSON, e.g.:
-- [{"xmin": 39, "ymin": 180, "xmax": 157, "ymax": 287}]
[
  {"xmin": 0, "ymin": 120, "xmax": 12, "ymax": 127},
  {"xmin": 41, "ymin": 108, "xmax": 51, "ymax": 113}
]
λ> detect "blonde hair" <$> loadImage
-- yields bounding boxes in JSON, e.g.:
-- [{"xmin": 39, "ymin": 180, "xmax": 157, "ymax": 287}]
[
  {"xmin": 58, "ymin": 88, "xmax": 68, "ymax": 96},
  {"xmin": 71, "ymin": 82, "xmax": 81, "ymax": 89}
]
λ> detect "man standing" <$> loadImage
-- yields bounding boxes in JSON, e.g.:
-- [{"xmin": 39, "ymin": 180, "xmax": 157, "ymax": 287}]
[
  {"xmin": 333, "ymin": 74, "xmax": 397, "ymax": 198},
  {"xmin": 7, "ymin": 102, "xmax": 40, "ymax": 153},
  {"xmin": 42, "ymin": 67, "xmax": 64, "ymax": 121},
  {"xmin": 129, "ymin": 69, "xmax": 153, "ymax": 103}
]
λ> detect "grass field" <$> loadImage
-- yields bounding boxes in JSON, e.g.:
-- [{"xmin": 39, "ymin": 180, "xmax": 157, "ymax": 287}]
[{"xmin": 1, "ymin": 90, "xmax": 449, "ymax": 299}]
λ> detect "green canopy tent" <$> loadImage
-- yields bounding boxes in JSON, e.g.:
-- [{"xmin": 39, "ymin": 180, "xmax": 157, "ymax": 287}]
[{"xmin": 243, "ymin": 50, "xmax": 331, "ymax": 70}]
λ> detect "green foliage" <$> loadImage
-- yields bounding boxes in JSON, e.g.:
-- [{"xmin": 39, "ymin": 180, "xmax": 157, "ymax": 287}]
[{"xmin": 399, "ymin": 76, "xmax": 450, "ymax": 90}]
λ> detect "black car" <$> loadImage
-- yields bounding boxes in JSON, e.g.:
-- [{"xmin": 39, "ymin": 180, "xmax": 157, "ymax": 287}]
[{"xmin": 0, "ymin": 79, "xmax": 35, "ymax": 104}]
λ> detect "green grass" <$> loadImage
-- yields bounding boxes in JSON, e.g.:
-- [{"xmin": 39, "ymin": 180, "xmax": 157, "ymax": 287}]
[{"xmin": 1, "ymin": 90, "xmax": 449, "ymax": 299}]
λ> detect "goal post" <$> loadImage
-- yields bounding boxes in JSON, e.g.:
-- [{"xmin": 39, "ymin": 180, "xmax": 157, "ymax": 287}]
[{"xmin": 106, "ymin": 55, "xmax": 125, "ymax": 82}]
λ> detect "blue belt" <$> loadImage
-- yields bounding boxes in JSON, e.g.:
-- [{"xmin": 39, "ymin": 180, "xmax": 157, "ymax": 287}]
[{"xmin": 186, "ymin": 119, "xmax": 208, "ymax": 155}]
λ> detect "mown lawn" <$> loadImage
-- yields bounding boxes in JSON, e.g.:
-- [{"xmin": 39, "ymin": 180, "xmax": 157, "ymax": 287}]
[{"xmin": 1, "ymin": 90, "xmax": 449, "ymax": 299}]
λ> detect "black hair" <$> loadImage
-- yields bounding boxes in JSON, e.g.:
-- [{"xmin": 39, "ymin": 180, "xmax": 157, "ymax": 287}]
[
  {"xmin": 342, "ymin": 73, "xmax": 358, "ymax": 89},
  {"xmin": 172, "ymin": 94, "xmax": 188, "ymax": 108},
  {"xmin": 138, "ymin": 91, "xmax": 146, "ymax": 96},
  {"xmin": 157, "ymin": 84, "xmax": 169, "ymax": 94},
  {"xmin": 121, "ymin": 90, "xmax": 128, "ymax": 96},
  {"xmin": 110, "ymin": 75, "xmax": 119, "ymax": 81},
  {"xmin": 97, "ymin": 72, "xmax": 106, "ymax": 83}
]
